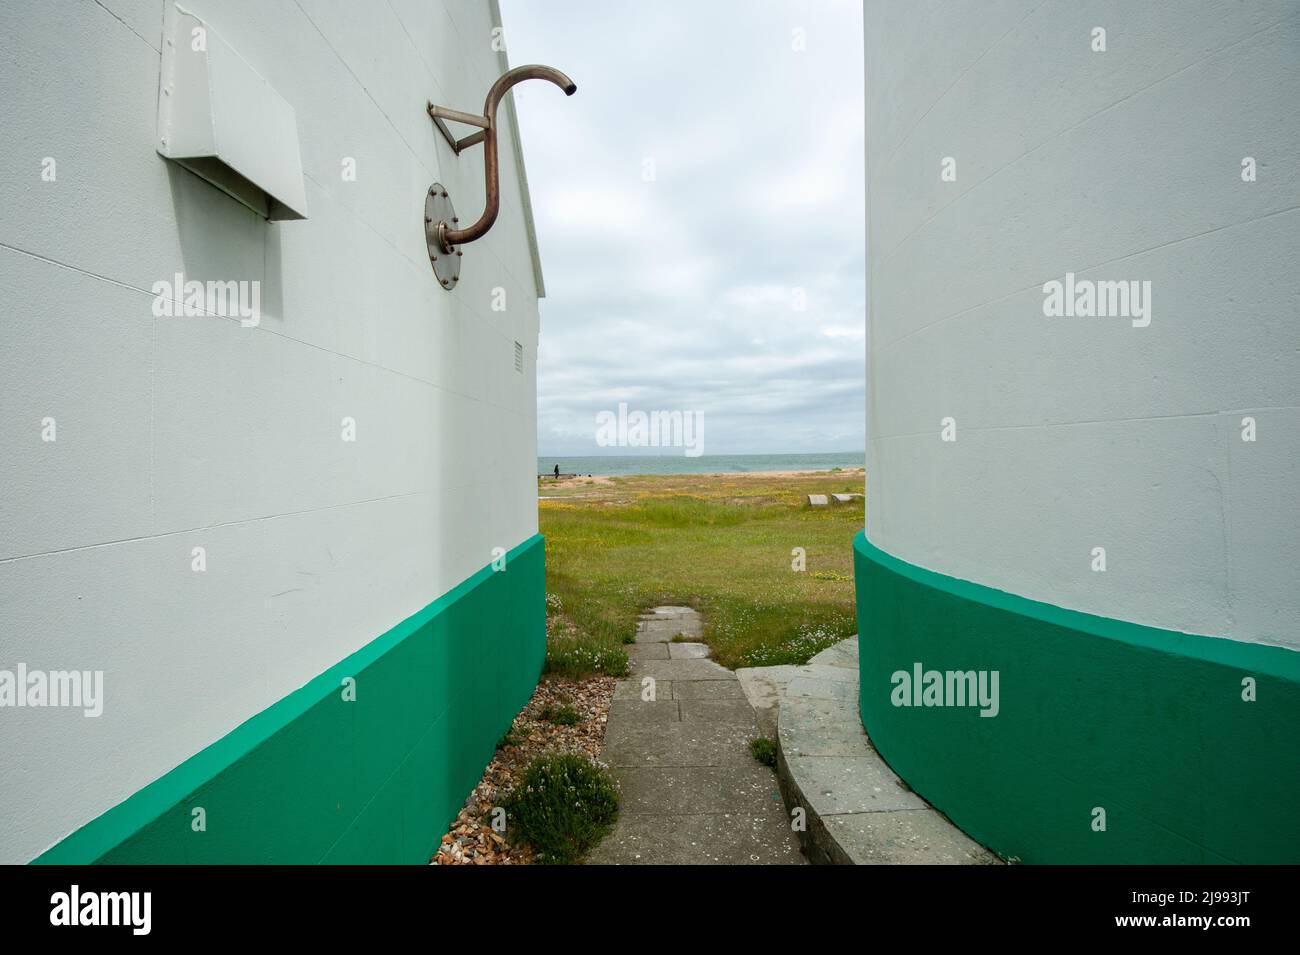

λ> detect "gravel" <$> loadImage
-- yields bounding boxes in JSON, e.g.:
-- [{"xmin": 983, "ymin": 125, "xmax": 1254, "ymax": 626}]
[{"xmin": 430, "ymin": 675, "xmax": 615, "ymax": 865}]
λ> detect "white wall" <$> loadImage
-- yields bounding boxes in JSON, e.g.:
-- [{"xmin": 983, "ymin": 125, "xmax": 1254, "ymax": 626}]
[
  {"xmin": 0, "ymin": 0, "xmax": 543, "ymax": 862},
  {"xmin": 864, "ymin": 1, "xmax": 1300, "ymax": 647}
]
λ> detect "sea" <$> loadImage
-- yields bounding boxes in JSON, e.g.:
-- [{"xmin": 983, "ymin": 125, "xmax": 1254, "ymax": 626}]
[{"xmin": 537, "ymin": 452, "xmax": 864, "ymax": 478}]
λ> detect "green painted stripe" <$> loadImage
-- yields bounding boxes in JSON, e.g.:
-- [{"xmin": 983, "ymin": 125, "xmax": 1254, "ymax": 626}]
[
  {"xmin": 34, "ymin": 534, "xmax": 546, "ymax": 865},
  {"xmin": 853, "ymin": 530, "xmax": 1300, "ymax": 864}
]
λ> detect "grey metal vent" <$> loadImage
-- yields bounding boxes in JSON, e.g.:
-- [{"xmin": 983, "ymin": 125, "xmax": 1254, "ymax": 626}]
[
  {"xmin": 157, "ymin": 5, "xmax": 308, "ymax": 220},
  {"xmin": 514, "ymin": 341, "xmax": 524, "ymax": 373}
]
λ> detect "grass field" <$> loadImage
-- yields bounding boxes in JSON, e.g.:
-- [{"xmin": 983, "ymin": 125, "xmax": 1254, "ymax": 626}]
[{"xmin": 539, "ymin": 468, "xmax": 865, "ymax": 676}]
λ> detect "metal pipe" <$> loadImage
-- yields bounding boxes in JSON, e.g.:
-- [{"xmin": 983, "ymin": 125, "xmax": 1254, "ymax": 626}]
[
  {"xmin": 426, "ymin": 105, "xmax": 490, "ymax": 129},
  {"xmin": 438, "ymin": 65, "xmax": 576, "ymax": 250}
]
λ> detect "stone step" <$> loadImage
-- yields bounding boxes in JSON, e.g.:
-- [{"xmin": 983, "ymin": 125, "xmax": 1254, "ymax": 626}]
[
  {"xmin": 744, "ymin": 636, "xmax": 1000, "ymax": 866},
  {"xmin": 808, "ymin": 638, "xmax": 859, "ymax": 669}
]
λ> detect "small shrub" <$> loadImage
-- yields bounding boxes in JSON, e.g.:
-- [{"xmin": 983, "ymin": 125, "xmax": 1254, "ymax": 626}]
[
  {"xmin": 539, "ymin": 704, "xmax": 583, "ymax": 726},
  {"xmin": 501, "ymin": 754, "xmax": 620, "ymax": 864},
  {"xmin": 750, "ymin": 737, "xmax": 777, "ymax": 768},
  {"xmin": 545, "ymin": 592, "xmax": 563, "ymax": 615}
]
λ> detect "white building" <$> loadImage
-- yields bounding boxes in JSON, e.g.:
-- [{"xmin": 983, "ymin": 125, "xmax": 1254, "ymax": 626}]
[
  {"xmin": 1, "ymin": 0, "xmax": 552, "ymax": 863},
  {"xmin": 859, "ymin": 1, "xmax": 1300, "ymax": 863}
]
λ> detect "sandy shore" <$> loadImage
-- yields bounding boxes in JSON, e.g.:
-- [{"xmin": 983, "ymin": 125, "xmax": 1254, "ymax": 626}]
[{"xmin": 705, "ymin": 467, "xmax": 864, "ymax": 479}]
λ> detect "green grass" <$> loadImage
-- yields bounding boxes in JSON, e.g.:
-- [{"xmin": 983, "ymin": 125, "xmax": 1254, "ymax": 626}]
[
  {"xmin": 501, "ymin": 754, "xmax": 620, "ymax": 864},
  {"xmin": 543, "ymin": 636, "xmax": 629, "ymax": 679},
  {"xmin": 540, "ymin": 470, "xmax": 863, "ymax": 674},
  {"xmin": 750, "ymin": 737, "xmax": 778, "ymax": 768}
]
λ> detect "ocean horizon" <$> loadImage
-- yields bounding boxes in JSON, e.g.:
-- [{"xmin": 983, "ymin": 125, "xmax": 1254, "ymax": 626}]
[{"xmin": 537, "ymin": 452, "xmax": 864, "ymax": 477}]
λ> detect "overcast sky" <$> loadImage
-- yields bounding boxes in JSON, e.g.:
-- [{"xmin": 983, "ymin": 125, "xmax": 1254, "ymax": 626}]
[{"xmin": 499, "ymin": 0, "xmax": 865, "ymax": 456}]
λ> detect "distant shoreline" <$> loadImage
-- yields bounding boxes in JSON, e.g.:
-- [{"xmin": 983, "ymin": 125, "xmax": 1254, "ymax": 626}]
[
  {"xmin": 539, "ymin": 467, "xmax": 864, "ymax": 482},
  {"xmin": 536, "ymin": 452, "xmax": 865, "ymax": 479}
]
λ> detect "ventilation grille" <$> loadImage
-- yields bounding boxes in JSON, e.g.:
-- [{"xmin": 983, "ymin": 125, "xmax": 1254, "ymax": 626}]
[{"xmin": 514, "ymin": 341, "xmax": 523, "ymax": 373}]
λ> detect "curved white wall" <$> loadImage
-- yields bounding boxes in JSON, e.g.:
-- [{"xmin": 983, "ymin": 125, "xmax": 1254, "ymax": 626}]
[
  {"xmin": 0, "ymin": 0, "xmax": 542, "ymax": 862},
  {"xmin": 864, "ymin": 1, "xmax": 1300, "ymax": 647}
]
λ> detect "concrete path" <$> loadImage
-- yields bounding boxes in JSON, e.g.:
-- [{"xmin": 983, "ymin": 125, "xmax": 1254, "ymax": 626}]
[{"xmin": 587, "ymin": 607, "xmax": 806, "ymax": 864}]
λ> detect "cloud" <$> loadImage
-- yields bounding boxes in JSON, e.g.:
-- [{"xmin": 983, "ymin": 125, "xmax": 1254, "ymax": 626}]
[{"xmin": 500, "ymin": 0, "xmax": 865, "ymax": 455}]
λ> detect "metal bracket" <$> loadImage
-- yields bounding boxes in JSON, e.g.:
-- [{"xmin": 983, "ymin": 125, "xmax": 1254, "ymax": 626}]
[
  {"xmin": 424, "ymin": 184, "xmax": 461, "ymax": 289},
  {"xmin": 423, "ymin": 65, "xmax": 575, "ymax": 292},
  {"xmin": 426, "ymin": 103, "xmax": 488, "ymax": 155}
]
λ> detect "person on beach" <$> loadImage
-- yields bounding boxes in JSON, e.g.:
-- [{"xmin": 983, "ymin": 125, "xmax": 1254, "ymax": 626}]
[{"xmin": 554, "ymin": 464, "xmax": 560, "ymax": 480}]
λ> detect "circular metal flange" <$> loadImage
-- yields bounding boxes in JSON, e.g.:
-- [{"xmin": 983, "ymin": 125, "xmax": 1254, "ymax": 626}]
[{"xmin": 424, "ymin": 183, "xmax": 462, "ymax": 290}]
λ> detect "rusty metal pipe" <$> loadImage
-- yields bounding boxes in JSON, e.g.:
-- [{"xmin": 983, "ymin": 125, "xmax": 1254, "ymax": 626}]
[{"xmin": 438, "ymin": 65, "xmax": 576, "ymax": 251}]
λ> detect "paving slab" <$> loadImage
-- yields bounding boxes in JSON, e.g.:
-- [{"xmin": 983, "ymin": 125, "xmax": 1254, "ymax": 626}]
[
  {"xmin": 786, "ymin": 674, "xmax": 859, "ymax": 703},
  {"xmin": 736, "ymin": 664, "xmax": 802, "ymax": 699},
  {"xmin": 679, "ymin": 699, "xmax": 760, "ymax": 724},
  {"xmin": 793, "ymin": 663, "xmax": 859, "ymax": 684},
  {"xmin": 670, "ymin": 680, "xmax": 747, "ymax": 701},
  {"xmin": 640, "ymin": 617, "xmax": 701, "ymax": 632},
  {"xmin": 735, "ymin": 664, "xmax": 802, "ymax": 736},
  {"xmin": 586, "ymin": 808, "xmax": 804, "ymax": 865},
  {"xmin": 613, "ymin": 765, "xmax": 783, "ymax": 815},
  {"xmin": 626, "ymin": 643, "xmax": 669, "ymax": 661},
  {"xmin": 613, "ymin": 678, "xmax": 668, "ymax": 701},
  {"xmin": 778, "ymin": 697, "xmax": 872, "ymax": 758},
  {"xmin": 785, "ymin": 754, "xmax": 927, "ymax": 815},
  {"xmin": 603, "ymin": 720, "xmax": 759, "ymax": 768},
  {"xmin": 634, "ymin": 622, "xmax": 702, "ymax": 644},
  {"xmin": 608, "ymin": 699, "xmax": 681, "ymax": 723},
  {"xmin": 630, "ymin": 658, "xmax": 734, "ymax": 682},
  {"xmin": 667, "ymin": 642, "xmax": 710, "ymax": 659},
  {"xmin": 808, "ymin": 639, "xmax": 858, "ymax": 669}
]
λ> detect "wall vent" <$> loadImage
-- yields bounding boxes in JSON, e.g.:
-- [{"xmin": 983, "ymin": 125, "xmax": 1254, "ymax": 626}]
[
  {"xmin": 156, "ymin": 4, "xmax": 309, "ymax": 220},
  {"xmin": 514, "ymin": 341, "xmax": 524, "ymax": 373}
]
